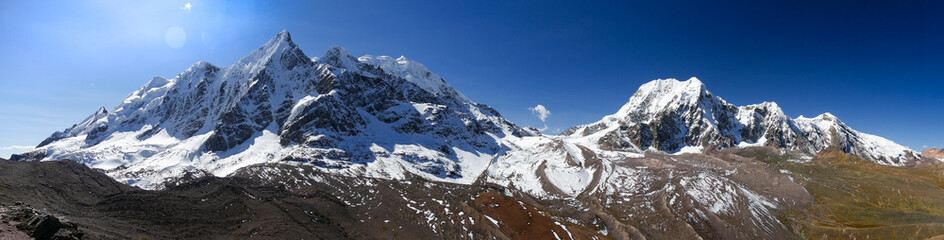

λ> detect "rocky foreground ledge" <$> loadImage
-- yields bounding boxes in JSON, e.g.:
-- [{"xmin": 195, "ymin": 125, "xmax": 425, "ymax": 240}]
[{"xmin": 0, "ymin": 201, "xmax": 84, "ymax": 240}]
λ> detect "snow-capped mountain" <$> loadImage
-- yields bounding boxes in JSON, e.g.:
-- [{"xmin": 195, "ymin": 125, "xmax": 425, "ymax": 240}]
[
  {"xmin": 15, "ymin": 30, "xmax": 526, "ymax": 188},
  {"xmin": 7, "ymin": 30, "xmax": 943, "ymax": 240},
  {"xmin": 13, "ymin": 31, "xmax": 924, "ymax": 191},
  {"xmin": 560, "ymin": 77, "xmax": 921, "ymax": 166}
]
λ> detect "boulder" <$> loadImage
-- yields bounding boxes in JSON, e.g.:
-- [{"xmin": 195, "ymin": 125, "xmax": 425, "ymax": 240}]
[{"xmin": 23, "ymin": 214, "xmax": 62, "ymax": 240}]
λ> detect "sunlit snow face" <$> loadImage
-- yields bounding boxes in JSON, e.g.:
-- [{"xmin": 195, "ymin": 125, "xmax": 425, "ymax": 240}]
[{"xmin": 165, "ymin": 27, "xmax": 186, "ymax": 48}]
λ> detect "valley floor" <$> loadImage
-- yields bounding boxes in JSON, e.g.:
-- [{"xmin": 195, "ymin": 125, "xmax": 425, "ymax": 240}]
[{"xmin": 1, "ymin": 147, "xmax": 943, "ymax": 240}]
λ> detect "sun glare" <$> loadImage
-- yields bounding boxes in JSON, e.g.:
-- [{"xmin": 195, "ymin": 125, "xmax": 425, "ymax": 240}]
[{"xmin": 165, "ymin": 27, "xmax": 186, "ymax": 49}]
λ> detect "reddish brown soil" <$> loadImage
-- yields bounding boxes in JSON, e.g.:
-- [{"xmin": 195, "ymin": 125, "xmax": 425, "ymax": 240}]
[
  {"xmin": 924, "ymin": 148, "xmax": 944, "ymax": 159},
  {"xmin": 473, "ymin": 191, "xmax": 607, "ymax": 240}
]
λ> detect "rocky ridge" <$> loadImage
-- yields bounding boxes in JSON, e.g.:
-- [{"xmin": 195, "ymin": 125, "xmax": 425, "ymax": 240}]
[
  {"xmin": 5, "ymin": 30, "xmax": 944, "ymax": 239},
  {"xmin": 15, "ymin": 30, "xmax": 525, "ymax": 189},
  {"xmin": 561, "ymin": 77, "xmax": 923, "ymax": 166}
]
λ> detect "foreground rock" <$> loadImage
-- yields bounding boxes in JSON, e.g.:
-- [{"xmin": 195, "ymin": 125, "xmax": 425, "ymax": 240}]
[{"xmin": 0, "ymin": 202, "xmax": 83, "ymax": 240}]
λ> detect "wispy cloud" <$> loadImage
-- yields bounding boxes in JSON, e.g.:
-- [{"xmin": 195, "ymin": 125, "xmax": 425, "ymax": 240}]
[
  {"xmin": 529, "ymin": 104, "xmax": 551, "ymax": 122},
  {"xmin": 0, "ymin": 145, "xmax": 33, "ymax": 151},
  {"xmin": 180, "ymin": 2, "xmax": 192, "ymax": 11}
]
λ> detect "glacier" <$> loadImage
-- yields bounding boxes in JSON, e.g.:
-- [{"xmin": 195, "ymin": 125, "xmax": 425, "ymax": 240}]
[{"xmin": 14, "ymin": 30, "xmax": 929, "ymax": 192}]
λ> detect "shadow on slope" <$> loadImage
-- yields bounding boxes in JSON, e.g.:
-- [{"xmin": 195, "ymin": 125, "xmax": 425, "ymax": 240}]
[{"xmin": 0, "ymin": 159, "xmax": 361, "ymax": 239}]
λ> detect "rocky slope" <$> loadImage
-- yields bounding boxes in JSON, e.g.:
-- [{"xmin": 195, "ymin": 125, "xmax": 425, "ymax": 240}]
[
  {"xmin": 0, "ymin": 158, "xmax": 605, "ymax": 239},
  {"xmin": 560, "ymin": 77, "xmax": 923, "ymax": 166},
  {"xmin": 924, "ymin": 148, "xmax": 944, "ymax": 161},
  {"xmin": 14, "ymin": 30, "xmax": 526, "ymax": 189},
  {"xmin": 5, "ymin": 148, "xmax": 944, "ymax": 240},
  {"xmin": 7, "ymin": 30, "xmax": 944, "ymax": 239},
  {"xmin": 15, "ymin": 31, "xmax": 928, "ymax": 191}
]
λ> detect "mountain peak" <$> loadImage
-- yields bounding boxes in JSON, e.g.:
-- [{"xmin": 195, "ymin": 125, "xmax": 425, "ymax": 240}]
[
  {"xmin": 236, "ymin": 30, "xmax": 308, "ymax": 71},
  {"xmin": 270, "ymin": 29, "xmax": 293, "ymax": 45},
  {"xmin": 797, "ymin": 112, "xmax": 841, "ymax": 124},
  {"xmin": 636, "ymin": 77, "xmax": 707, "ymax": 100},
  {"xmin": 357, "ymin": 54, "xmax": 469, "ymax": 101},
  {"xmin": 184, "ymin": 61, "xmax": 216, "ymax": 72},
  {"xmin": 617, "ymin": 77, "xmax": 713, "ymax": 117},
  {"xmin": 741, "ymin": 101, "xmax": 787, "ymax": 119},
  {"xmin": 641, "ymin": 77, "xmax": 705, "ymax": 93},
  {"xmin": 922, "ymin": 148, "xmax": 944, "ymax": 160},
  {"xmin": 258, "ymin": 30, "xmax": 295, "ymax": 52},
  {"xmin": 325, "ymin": 45, "xmax": 349, "ymax": 55},
  {"xmin": 317, "ymin": 46, "xmax": 359, "ymax": 70},
  {"xmin": 686, "ymin": 76, "xmax": 703, "ymax": 85},
  {"xmin": 23, "ymin": 32, "xmax": 521, "ymax": 187},
  {"xmin": 95, "ymin": 106, "xmax": 107, "ymax": 115},
  {"xmin": 817, "ymin": 112, "xmax": 837, "ymax": 120}
]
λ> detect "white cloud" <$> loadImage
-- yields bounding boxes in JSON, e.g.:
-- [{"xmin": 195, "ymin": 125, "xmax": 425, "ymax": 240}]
[
  {"xmin": 537, "ymin": 124, "xmax": 548, "ymax": 131},
  {"xmin": 0, "ymin": 145, "xmax": 33, "ymax": 151},
  {"xmin": 0, "ymin": 146, "xmax": 33, "ymax": 159},
  {"xmin": 180, "ymin": 2, "xmax": 192, "ymax": 11},
  {"xmin": 924, "ymin": 145, "xmax": 929, "ymax": 149},
  {"xmin": 529, "ymin": 104, "xmax": 551, "ymax": 122}
]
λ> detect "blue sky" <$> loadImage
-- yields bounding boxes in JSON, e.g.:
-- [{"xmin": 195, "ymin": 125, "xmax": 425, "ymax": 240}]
[{"xmin": 0, "ymin": 0, "xmax": 941, "ymax": 158}]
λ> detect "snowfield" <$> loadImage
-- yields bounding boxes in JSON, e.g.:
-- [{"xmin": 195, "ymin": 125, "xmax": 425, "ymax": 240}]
[{"xmin": 17, "ymin": 31, "xmax": 925, "ymax": 198}]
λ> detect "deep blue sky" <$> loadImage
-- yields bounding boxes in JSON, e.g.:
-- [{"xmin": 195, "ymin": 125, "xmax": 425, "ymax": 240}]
[{"xmin": 1, "ymin": 0, "xmax": 942, "ymax": 158}]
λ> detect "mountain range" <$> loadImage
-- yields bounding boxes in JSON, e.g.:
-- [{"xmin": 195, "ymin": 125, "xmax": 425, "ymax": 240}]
[
  {"xmin": 13, "ymin": 30, "xmax": 932, "ymax": 188},
  {"xmin": 7, "ymin": 30, "xmax": 944, "ymax": 239}
]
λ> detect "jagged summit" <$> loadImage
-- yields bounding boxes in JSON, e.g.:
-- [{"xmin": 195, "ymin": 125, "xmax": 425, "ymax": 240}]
[
  {"xmin": 317, "ymin": 45, "xmax": 359, "ymax": 70},
  {"xmin": 12, "ymin": 30, "xmax": 932, "ymax": 192},
  {"xmin": 358, "ymin": 54, "xmax": 469, "ymax": 101},
  {"xmin": 616, "ymin": 77, "xmax": 717, "ymax": 119},
  {"xmin": 635, "ymin": 77, "xmax": 707, "ymax": 97},
  {"xmin": 634, "ymin": 77, "xmax": 707, "ymax": 99},
  {"xmin": 258, "ymin": 29, "xmax": 294, "ymax": 50},
  {"xmin": 6, "ymin": 30, "xmax": 942, "ymax": 240},
  {"xmin": 563, "ymin": 77, "xmax": 921, "ymax": 166},
  {"xmin": 18, "ymin": 30, "xmax": 523, "ymax": 188},
  {"xmin": 94, "ymin": 106, "xmax": 107, "ymax": 115},
  {"xmin": 237, "ymin": 30, "xmax": 309, "ymax": 72}
]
